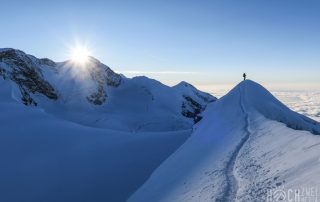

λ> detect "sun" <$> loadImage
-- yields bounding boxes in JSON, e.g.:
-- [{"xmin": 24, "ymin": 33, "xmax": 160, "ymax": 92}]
[{"xmin": 70, "ymin": 45, "xmax": 91, "ymax": 65}]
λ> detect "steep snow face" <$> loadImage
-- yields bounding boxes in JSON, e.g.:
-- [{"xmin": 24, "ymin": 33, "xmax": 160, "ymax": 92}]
[
  {"xmin": 0, "ymin": 48, "xmax": 216, "ymax": 132},
  {"xmin": 54, "ymin": 56, "xmax": 121, "ymax": 106},
  {"xmin": 242, "ymin": 80, "xmax": 320, "ymax": 135},
  {"xmin": 129, "ymin": 80, "xmax": 320, "ymax": 202}
]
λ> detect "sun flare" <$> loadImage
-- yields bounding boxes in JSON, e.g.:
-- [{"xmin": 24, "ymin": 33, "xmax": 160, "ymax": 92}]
[{"xmin": 70, "ymin": 46, "xmax": 91, "ymax": 65}]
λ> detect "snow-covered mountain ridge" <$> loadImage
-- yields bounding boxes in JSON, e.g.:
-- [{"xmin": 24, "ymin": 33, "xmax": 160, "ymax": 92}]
[
  {"xmin": 130, "ymin": 80, "xmax": 320, "ymax": 202},
  {"xmin": 0, "ymin": 48, "xmax": 216, "ymax": 131}
]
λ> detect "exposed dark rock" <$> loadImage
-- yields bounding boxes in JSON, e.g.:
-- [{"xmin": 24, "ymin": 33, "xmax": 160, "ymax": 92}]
[
  {"xmin": 181, "ymin": 95, "xmax": 204, "ymax": 123},
  {"xmin": 0, "ymin": 49, "xmax": 58, "ymax": 105},
  {"xmin": 86, "ymin": 86, "xmax": 106, "ymax": 105},
  {"xmin": 84, "ymin": 59, "xmax": 121, "ymax": 105},
  {"xmin": 0, "ymin": 67, "xmax": 6, "ymax": 79},
  {"xmin": 40, "ymin": 58, "xmax": 56, "ymax": 66}
]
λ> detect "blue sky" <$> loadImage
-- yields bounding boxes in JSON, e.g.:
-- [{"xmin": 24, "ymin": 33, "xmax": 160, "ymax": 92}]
[{"xmin": 1, "ymin": 0, "xmax": 320, "ymax": 91}]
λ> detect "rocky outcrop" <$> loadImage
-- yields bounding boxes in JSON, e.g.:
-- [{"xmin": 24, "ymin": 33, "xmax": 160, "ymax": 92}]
[
  {"xmin": 0, "ymin": 49, "xmax": 58, "ymax": 105},
  {"xmin": 85, "ymin": 57, "xmax": 121, "ymax": 105},
  {"xmin": 176, "ymin": 81, "xmax": 216, "ymax": 123},
  {"xmin": 182, "ymin": 95, "xmax": 205, "ymax": 123}
]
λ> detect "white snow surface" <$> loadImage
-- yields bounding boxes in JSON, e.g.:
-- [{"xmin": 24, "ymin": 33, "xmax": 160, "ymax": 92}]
[
  {"xmin": 0, "ymin": 48, "xmax": 215, "ymax": 132},
  {"xmin": 129, "ymin": 80, "xmax": 320, "ymax": 202},
  {"xmin": 0, "ymin": 83, "xmax": 190, "ymax": 202}
]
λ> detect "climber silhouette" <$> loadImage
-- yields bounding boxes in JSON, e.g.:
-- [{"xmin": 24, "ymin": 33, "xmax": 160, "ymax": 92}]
[{"xmin": 243, "ymin": 73, "xmax": 246, "ymax": 81}]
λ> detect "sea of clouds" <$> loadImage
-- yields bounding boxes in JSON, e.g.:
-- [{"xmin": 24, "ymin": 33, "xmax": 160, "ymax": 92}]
[{"xmin": 272, "ymin": 91, "xmax": 320, "ymax": 122}]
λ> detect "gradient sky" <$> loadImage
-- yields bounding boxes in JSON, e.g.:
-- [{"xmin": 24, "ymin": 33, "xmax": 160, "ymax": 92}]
[{"xmin": 1, "ymin": 0, "xmax": 320, "ymax": 92}]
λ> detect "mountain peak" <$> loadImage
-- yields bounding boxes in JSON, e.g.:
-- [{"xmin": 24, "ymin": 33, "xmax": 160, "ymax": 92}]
[
  {"xmin": 224, "ymin": 79, "xmax": 320, "ymax": 135},
  {"xmin": 0, "ymin": 47, "xmax": 216, "ymax": 131},
  {"xmin": 62, "ymin": 55, "xmax": 102, "ymax": 66},
  {"xmin": 175, "ymin": 81, "xmax": 193, "ymax": 88},
  {"xmin": 234, "ymin": 79, "xmax": 262, "ymax": 90}
]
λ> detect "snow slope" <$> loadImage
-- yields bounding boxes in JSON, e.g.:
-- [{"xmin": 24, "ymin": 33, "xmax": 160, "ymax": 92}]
[
  {"xmin": 0, "ymin": 48, "xmax": 216, "ymax": 132},
  {"xmin": 129, "ymin": 80, "xmax": 320, "ymax": 202},
  {"xmin": 0, "ymin": 85, "xmax": 190, "ymax": 202}
]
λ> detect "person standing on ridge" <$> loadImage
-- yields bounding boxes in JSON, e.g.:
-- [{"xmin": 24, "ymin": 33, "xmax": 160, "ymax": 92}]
[{"xmin": 243, "ymin": 73, "xmax": 246, "ymax": 81}]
